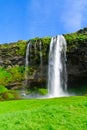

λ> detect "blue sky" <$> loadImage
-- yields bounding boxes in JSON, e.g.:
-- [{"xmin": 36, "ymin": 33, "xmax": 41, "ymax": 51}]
[{"xmin": 0, "ymin": 0, "xmax": 87, "ymax": 43}]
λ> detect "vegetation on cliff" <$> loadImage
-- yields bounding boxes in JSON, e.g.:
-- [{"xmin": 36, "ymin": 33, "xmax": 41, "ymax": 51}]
[{"xmin": 64, "ymin": 29, "xmax": 87, "ymax": 52}]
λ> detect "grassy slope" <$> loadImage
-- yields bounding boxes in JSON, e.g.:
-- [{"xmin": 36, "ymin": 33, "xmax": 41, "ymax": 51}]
[{"xmin": 0, "ymin": 96, "xmax": 87, "ymax": 130}]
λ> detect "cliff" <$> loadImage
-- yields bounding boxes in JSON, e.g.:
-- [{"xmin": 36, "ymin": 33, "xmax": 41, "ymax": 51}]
[{"xmin": 0, "ymin": 28, "xmax": 87, "ymax": 91}]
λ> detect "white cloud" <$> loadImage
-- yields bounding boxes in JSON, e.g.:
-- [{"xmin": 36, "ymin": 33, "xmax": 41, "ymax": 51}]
[{"xmin": 61, "ymin": 0, "xmax": 87, "ymax": 32}]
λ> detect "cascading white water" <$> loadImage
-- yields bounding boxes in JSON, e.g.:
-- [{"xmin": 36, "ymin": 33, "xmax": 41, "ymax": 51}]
[
  {"xmin": 24, "ymin": 42, "xmax": 31, "ymax": 88},
  {"xmin": 39, "ymin": 41, "xmax": 43, "ymax": 79},
  {"xmin": 21, "ymin": 42, "xmax": 31, "ymax": 96},
  {"xmin": 48, "ymin": 35, "xmax": 67, "ymax": 97}
]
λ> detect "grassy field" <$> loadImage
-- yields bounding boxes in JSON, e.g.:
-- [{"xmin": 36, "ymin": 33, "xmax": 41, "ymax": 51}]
[{"xmin": 0, "ymin": 96, "xmax": 87, "ymax": 130}]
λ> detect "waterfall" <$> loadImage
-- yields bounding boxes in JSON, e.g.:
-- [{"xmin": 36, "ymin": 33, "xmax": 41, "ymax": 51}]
[
  {"xmin": 24, "ymin": 42, "xmax": 31, "ymax": 89},
  {"xmin": 39, "ymin": 41, "xmax": 43, "ymax": 79},
  {"xmin": 47, "ymin": 35, "xmax": 67, "ymax": 97},
  {"xmin": 21, "ymin": 42, "xmax": 31, "ymax": 96}
]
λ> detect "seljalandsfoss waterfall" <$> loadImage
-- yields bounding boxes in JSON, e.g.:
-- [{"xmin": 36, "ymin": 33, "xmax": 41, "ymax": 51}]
[
  {"xmin": 23, "ymin": 35, "xmax": 68, "ymax": 98},
  {"xmin": 48, "ymin": 35, "xmax": 68, "ymax": 97}
]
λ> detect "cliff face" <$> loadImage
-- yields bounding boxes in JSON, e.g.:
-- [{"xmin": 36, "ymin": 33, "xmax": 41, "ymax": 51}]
[
  {"xmin": 0, "ymin": 28, "xmax": 87, "ymax": 90},
  {"xmin": 64, "ymin": 28, "xmax": 87, "ymax": 88},
  {"xmin": 0, "ymin": 40, "xmax": 27, "ymax": 67},
  {"xmin": 66, "ymin": 41, "xmax": 87, "ymax": 88}
]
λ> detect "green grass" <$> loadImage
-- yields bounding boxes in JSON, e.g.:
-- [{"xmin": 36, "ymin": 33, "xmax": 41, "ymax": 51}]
[{"xmin": 0, "ymin": 96, "xmax": 87, "ymax": 130}]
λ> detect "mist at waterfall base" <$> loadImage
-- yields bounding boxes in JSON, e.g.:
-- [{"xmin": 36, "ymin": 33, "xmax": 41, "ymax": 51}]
[{"xmin": 21, "ymin": 35, "xmax": 72, "ymax": 99}]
